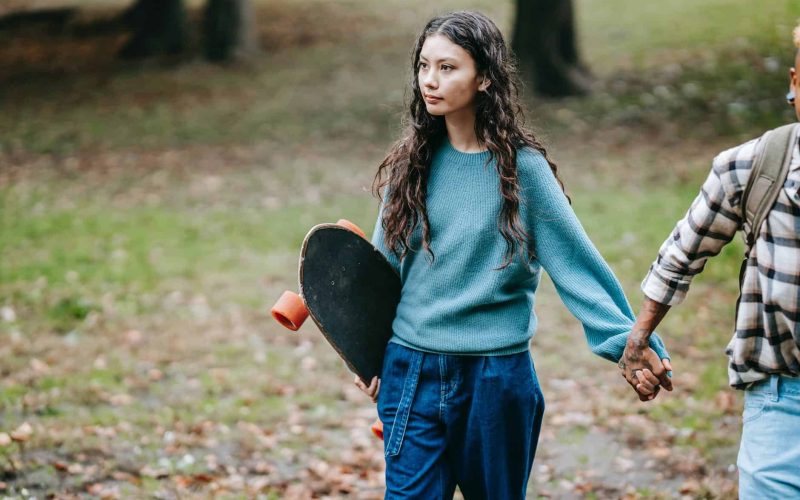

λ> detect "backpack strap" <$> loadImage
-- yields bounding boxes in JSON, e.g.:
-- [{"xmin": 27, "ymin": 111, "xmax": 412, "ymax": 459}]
[
  {"xmin": 734, "ymin": 123, "xmax": 798, "ymax": 329},
  {"xmin": 741, "ymin": 123, "xmax": 799, "ymax": 247}
]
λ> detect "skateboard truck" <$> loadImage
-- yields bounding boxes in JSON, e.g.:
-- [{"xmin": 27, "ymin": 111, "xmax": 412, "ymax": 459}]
[{"xmin": 270, "ymin": 219, "xmax": 384, "ymax": 441}]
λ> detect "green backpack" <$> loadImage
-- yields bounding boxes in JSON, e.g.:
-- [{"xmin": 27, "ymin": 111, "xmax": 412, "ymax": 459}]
[
  {"xmin": 736, "ymin": 123, "xmax": 799, "ymax": 305},
  {"xmin": 741, "ymin": 123, "xmax": 799, "ymax": 248}
]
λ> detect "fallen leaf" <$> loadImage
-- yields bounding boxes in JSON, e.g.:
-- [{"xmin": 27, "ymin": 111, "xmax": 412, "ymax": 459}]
[
  {"xmin": 86, "ymin": 484, "xmax": 104, "ymax": 495},
  {"xmin": 111, "ymin": 471, "xmax": 138, "ymax": 483},
  {"xmin": 248, "ymin": 475, "xmax": 270, "ymax": 492},
  {"xmin": 10, "ymin": 422, "xmax": 33, "ymax": 442},
  {"xmin": 30, "ymin": 358, "xmax": 50, "ymax": 374},
  {"xmin": 193, "ymin": 473, "xmax": 215, "ymax": 483},
  {"xmin": 125, "ymin": 329, "xmax": 143, "ymax": 345},
  {"xmin": 109, "ymin": 393, "xmax": 133, "ymax": 406},
  {"xmin": 140, "ymin": 465, "xmax": 169, "ymax": 479},
  {"xmin": 100, "ymin": 486, "xmax": 120, "ymax": 500},
  {"xmin": 614, "ymin": 456, "xmax": 635, "ymax": 472},
  {"xmin": 649, "ymin": 446, "xmax": 671, "ymax": 459},
  {"xmin": 680, "ymin": 479, "xmax": 702, "ymax": 494},
  {"xmin": 0, "ymin": 306, "xmax": 16, "ymax": 323}
]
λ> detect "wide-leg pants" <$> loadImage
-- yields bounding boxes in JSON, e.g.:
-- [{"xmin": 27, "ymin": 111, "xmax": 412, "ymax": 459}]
[{"xmin": 378, "ymin": 342, "xmax": 545, "ymax": 499}]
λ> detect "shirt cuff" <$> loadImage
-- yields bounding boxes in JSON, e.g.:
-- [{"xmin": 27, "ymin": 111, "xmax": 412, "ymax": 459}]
[
  {"xmin": 641, "ymin": 266, "xmax": 690, "ymax": 306},
  {"xmin": 590, "ymin": 331, "xmax": 671, "ymax": 363}
]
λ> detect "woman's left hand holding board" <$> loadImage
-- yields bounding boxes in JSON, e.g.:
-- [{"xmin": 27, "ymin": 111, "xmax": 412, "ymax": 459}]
[{"xmin": 354, "ymin": 375, "xmax": 381, "ymax": 403}]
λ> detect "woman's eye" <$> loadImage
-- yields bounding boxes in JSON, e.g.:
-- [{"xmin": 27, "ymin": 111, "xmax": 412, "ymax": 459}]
[
  {"xmin": 441, "ymin": 65, "xmax": 452, "ymax": 71},
  {"xmin": 419, "ymin": 62, "xmax": 428, "ymax": 69}
]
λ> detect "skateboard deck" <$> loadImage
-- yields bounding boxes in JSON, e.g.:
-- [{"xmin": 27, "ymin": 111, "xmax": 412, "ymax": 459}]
[{"xmin": 271, "ymin": 221, "xmax": 401, "ymax": 385}]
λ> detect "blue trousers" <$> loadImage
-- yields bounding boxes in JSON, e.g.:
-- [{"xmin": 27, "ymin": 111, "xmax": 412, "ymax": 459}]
[
  {"xmin": 738, "ymin": 374, "xmax": 800, "ymax": 499},
  {"xmin": 377, "ymin": 342, "xmax": 545, "ymax": 499}
]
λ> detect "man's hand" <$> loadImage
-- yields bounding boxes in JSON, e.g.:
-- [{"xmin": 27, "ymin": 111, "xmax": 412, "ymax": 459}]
[
  {"xmin": 621, "ymin": 297, "xmax": 674, "ymax": 401},
  {"xmin": 619, "ymin": 336, "xmax": 673, "ymax": 401},
  {"xmin": 354, "ymin": 375, "xmax": 380, "ymax": 403}
]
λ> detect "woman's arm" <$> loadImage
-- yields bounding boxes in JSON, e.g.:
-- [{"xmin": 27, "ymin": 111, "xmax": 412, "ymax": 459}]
[{"xmin": 520, "ymin": 150, "xmax": 671, "ymax": 366}]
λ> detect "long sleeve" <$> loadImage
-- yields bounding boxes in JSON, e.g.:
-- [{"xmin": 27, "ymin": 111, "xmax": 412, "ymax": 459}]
[
  {"xmin": 641, "ymin": 141, "xmax": 754, "ymax": 305},
  {"xmin": 371, "ymin": 203, "xmax": 402, "ymax": 275},
  {"xmin": 519, "ymin": 150, "xmax": 669, "ymax": 362}
]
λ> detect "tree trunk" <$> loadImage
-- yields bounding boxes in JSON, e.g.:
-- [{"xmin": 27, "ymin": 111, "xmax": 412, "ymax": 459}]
[
  {"xmin": 119, "ymin": 0, "xmax": 187, "ymax": 59},
  {"xmin": 203, "ymin": 0, "xmax": 259, "ymax": 62},
  {"xmin": 512, "ymin": 0, "xmax": 590, "ymax": 98}
]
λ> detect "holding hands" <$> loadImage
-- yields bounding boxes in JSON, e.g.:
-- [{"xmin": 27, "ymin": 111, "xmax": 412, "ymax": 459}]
[
  {"xmin": 619, "ymin": 335, "xmax": 673, "ymax": 401},
  {"xmin": 620, "ymin": 297, "xmax": 675, "ymax": 401}
]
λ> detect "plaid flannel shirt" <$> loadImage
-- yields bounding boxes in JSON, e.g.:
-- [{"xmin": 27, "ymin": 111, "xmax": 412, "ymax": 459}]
[{"xmin": 642, "ymin": 135, "xmax": 800, "ymax": 388}]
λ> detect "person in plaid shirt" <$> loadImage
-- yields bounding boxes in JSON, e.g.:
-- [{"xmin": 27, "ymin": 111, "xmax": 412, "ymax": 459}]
[{"xmin": 617, "ymin": 26, "xmax": 800, "ymax": 497}]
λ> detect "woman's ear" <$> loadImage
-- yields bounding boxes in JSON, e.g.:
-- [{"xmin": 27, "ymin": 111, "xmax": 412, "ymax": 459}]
[{"xmin": 479, "ymin": 77, "xmax": 491, "ymax": 92}]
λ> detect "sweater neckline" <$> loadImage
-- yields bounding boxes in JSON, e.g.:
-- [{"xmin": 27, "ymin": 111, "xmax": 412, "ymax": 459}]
[{"xmin": 440, "ymin": 137, "xmax": 492, "ymax": 167}]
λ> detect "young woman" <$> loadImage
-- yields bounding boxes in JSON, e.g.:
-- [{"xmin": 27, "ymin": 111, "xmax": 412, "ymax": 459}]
[{"xmin": 354, "ymin": 11, "xmax": 673, "ymax": 498}]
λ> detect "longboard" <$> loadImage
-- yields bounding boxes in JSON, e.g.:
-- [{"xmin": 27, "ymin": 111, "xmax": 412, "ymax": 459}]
[{"xmin": 271, "ymin": 220, "xmax": 401, "ymax": 438}]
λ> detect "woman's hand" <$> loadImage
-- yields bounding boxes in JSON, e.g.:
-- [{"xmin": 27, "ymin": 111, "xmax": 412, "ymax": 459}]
[{"xmin": 354, "ymin": 375, "xmax": 380, "ymax": 403}]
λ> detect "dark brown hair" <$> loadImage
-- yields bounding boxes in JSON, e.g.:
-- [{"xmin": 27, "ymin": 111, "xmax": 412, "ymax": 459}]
[{"xmin": 373, "ymin": 11, "xmax": 566, "ymax": 267}]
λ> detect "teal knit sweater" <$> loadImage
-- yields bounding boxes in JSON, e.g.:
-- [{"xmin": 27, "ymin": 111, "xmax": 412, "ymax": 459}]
[{"xmin": 371, "ymin": 139, "xmax": 669, "ymax": 362}]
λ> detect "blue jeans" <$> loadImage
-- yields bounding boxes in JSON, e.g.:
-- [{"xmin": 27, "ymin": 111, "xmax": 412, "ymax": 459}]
[
  {"xmin": 377, "ymin": 342, "xmax": 545, "ymax": 499},
  {"xmin": 737, "ymin": 374, "xmax": 800, "ymax": 499}
]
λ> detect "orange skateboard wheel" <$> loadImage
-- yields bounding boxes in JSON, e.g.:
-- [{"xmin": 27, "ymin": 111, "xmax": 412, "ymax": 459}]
[
  {"xmin": 336, "ymin": 219, "xmax": 366, "ymax": 239},
  {"xmin": 371, "ymin": 419, "xmax": 384, "ymax": 440},
  {"xmin": 271, "ymin": 291, "xmax": 308, "ymax": 331}
]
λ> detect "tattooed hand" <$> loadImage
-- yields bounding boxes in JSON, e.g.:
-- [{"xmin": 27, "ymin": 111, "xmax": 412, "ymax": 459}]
[
  {"xmin": 619, "ymin": 332, "xmax": 673, "ymax": 401},
  {"xmin": 621, "ymin": 297, "xmax": 674, "ymax": 401}
]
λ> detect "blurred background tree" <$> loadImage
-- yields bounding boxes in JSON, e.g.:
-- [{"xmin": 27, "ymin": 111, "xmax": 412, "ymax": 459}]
[
  {"xmin": 203, "ymin": 0, "xmax": 258, "ymax": 61},
  {"xmin": 512, "ymin": 0, "xmax": 590, "ymax": 97},
  {"xmin": 118, "ymin": 0, "xmax": 188, "ymax": 58},
  {"xmin": 0, "ymin": 0, "xmax": 258, "ymax": 62},
  {"xmin": 120, "ymin": 0, "xmax": 257, "ymax": 61}
]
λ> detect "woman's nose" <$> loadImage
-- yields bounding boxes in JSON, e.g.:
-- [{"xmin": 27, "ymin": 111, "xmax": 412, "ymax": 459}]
[{"xmin": 422, "ymin": 72, "xmax": 438, "ymax": 89}]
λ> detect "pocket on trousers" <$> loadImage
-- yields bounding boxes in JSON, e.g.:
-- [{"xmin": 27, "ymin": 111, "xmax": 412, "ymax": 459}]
[
  {"xmin": 377, "ymin": 344, "xmax": 423, "ymax": 457},
  {"xmin": 742, "ymin": 391, "xmax": 768, "ymax": 424},
  {"xmin": 527, "ymin": 353, "xmax": 544, "ymax": 409}
]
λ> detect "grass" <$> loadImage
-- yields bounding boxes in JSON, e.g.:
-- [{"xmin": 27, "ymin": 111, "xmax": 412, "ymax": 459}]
[
  {"xmin": 576, "ymin": 0, "xmax": 796, "ymax": 71},
  {"xmin": 1, "ymin": 0, "xmax": 798, "ymax": 497},
  {"xmin": 1, "ymin": 185, "xmax": 376, "ymax": 337}
]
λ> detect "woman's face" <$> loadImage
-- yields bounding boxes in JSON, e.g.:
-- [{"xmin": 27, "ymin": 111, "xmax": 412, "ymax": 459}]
[{"xmin": 417, "ymin": 34, "xmax": 487, "ymax": 119}]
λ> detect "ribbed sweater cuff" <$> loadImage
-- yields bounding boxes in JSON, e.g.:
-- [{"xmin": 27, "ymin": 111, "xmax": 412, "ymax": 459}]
[{"xmin": 591, "ymin": 331, "xmax": 671, "ymax": 363}]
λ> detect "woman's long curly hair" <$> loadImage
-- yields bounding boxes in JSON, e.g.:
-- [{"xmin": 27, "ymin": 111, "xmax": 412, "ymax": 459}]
[{"xmin": 373, "ymin": 11, "xmax": 566, "ymax": 268}]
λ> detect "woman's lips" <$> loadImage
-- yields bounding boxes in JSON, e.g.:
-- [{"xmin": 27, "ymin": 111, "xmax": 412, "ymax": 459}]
[{"xmin": 424, "ymin": 95, "xmax": 442, "ymax": 104}]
